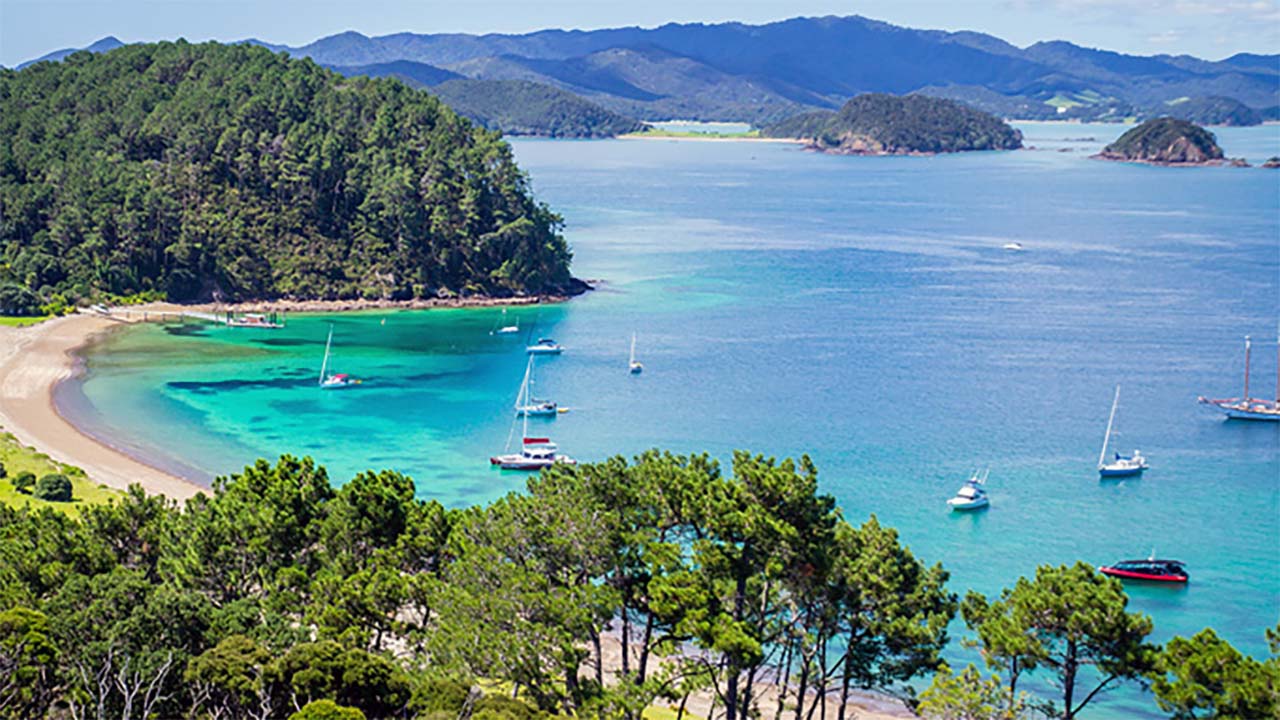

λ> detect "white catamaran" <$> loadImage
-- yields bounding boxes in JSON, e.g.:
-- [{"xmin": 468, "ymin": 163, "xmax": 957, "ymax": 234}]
[
  {"xmin": 1098, "ymin": 385, "xmax": 1147, "ymax": 477},
  {"xmin": 514, "ymin": 354, "xmax": 559, "ymax": 417},
  {"xmin": 491, "ymin": 395, "xmax": 575, "ymax": 470},
  {"xmin": 318, "ymin": 325, "xmax": 359, "ymax": 389}
]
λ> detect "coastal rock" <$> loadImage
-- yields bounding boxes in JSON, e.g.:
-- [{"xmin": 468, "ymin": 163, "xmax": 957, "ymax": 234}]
[
  {"xmin": 1094, "ymin": 117, "xmax": 1226, "ymax": 166},
  {"xmin": 1262, "ymin": 157, "xmax": 1280, "ymax": 169}
]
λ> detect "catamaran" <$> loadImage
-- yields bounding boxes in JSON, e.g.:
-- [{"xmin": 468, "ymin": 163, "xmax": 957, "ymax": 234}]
[
  {"xmin": 318, "ymin": 325, "xmax": 360, "ymax": 389},
  {"xmin": 947, "ymin": 469, "xmax": 990, "ymax": 511},
  {"xmin": 629, "ymin": 333, "xmax": 643, "ymax": 374},
  {"xmin": 514, "ymin": 355, "xmax": 559, "ymax": 417},
  {"xmin": 1198, "ymin": 334, "xmax": 1280, "ymax": 421},
  {"xmin": 490, "ymin": 399, "xmax": 575, "ymax": 470},
  {"xmin": 1098, "ymin": 385, "xmax": 1147, "ymax": 477}
]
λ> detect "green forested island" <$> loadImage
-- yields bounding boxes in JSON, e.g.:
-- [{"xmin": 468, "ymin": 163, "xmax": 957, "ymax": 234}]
[
  {"xmin": 760, "ymin": 94, "xmax": 1024, "ymax": 155},
  {"xmin": 430, "ymin": 79, "xmax": 645, "ymax": 138},
  {"xmin": 2, "ymin": 451, "xmax": 1276, "ymax": 720},
  {"xmin": 0, "ymin": 42, "xmax": 577, "ymax": 308},
  {"xmin": 1097, "ymin": 117, "xmax": 1226, "ymax": 165}
]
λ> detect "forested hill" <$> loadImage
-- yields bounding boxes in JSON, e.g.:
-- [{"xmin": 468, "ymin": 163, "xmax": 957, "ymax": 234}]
[
  {"xmin": 0, "ymin": 42, "xmax": 577, "ymax": 306},
  {"xmin": 327, "ymin": 61, "xmax": 646, "ymax": 137},
  {"xmin": 761, "ymin": 94, "xmax": 1023, "ymax": 154}
]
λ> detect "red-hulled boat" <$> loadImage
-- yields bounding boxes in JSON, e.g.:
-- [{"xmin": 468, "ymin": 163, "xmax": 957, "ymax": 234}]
[{"xmin": 1099, "ymin": 558, "xmax": 1188, "ymax": 583}]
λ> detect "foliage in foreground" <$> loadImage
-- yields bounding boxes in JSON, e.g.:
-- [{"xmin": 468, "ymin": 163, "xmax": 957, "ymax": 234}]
[
  {"xmin": 1, "ymin": 41, "xmax": 575, "ymax": 308},
  {"xmin": 0, "ymin": 451, "xmax": 1274, "ymax": 720}
]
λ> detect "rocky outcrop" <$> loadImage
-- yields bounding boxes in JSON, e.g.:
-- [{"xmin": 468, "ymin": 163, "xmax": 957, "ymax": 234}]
[{"xmin": 1094, "ymin": 117, "xmax": 1227, "ymax": 166}]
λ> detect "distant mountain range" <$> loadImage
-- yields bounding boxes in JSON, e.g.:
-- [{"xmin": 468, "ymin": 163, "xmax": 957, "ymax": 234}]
[{"xmin": 16, "ymin": 16, "xmax": 1280, "ymax": 128}]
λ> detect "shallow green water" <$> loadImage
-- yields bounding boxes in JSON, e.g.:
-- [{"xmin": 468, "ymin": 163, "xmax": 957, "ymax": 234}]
[{"xmin": 69, "ymin": 122, "xmax": 1279, "ymax": 716}]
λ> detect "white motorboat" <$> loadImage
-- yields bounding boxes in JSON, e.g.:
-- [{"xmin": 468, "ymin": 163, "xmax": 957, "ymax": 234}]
[
  {"xmin": 526, "ymin": 338, "xmax": 563, "ymax": 355},
  {"xmin": 947, "ymin": 470, "xmax": 989, "ymax": 511},
  {"xmin": 490, "ymin": 437, "xmax": 577, "ymax": 470}
]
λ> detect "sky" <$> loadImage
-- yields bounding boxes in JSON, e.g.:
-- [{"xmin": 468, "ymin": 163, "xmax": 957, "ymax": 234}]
[{"xmin": 2, "ymin": 0, "xmax": 1278, "ymax": 67}]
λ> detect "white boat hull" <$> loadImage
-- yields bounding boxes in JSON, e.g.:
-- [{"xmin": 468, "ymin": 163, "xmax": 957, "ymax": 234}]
[{"xmin": 948, "ymin": 497, "xmax": 989, "ymax": 511}]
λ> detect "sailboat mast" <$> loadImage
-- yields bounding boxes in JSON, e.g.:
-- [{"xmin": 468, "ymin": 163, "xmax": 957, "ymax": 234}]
[
  {"xmin": 516, "ymin": 355, "xmax": 533, "ymax": 410},
  {"xmin": 1099, "ymin": 385, "xmax": 1119, "ymax": 468},
  {"xmin": 1244, "ymin": 335, "xmax": 1252, "ymax": 400},
  {"xmin": 630, "ymin": 333, "xmax": 636, "ymax": 365},
  {"xmin": 1275, "ymin": 332, "xmax": 1279, "ymax": 404},
  {"xmin": 319, "ymin": 326, "xmax": 334, "ymax": 385}
]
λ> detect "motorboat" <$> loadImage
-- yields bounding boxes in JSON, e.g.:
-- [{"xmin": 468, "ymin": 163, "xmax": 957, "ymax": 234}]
[
  {"xmin": 526, "ymin": 338, "xmax": 563, "ymax": 355},
  {"xmin": 1099, "ymin": 557, "xmax": 1188, "ymax": 583},
  {"xmin": 947, "ymin": 470, "xmax": 989, "ymax": 511},
  {"xmin": 1002, "ymin": 242, "xmax": 1024, "ymax": 251}
]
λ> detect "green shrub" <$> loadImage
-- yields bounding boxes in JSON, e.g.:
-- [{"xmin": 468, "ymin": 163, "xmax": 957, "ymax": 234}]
[
  {"xmin": 0, "ymin": 284, "xmax": 42, "ymax": 316},
  {"xmin": 0, "ymin": 461, "xmax": 6, "ymax": 479},
  {"xmin": 289, "ymin": 700, "xmax": 366, "ymax": 720},
  {"xmin": 472, "ymin": 696, "xmax": 538, "ymax": 720},
  {"xmin": 410, "ymin": 677, "xmax": 470, "ymax": 716},
  {"xmin": 33, "ymin": 474, "xmax": 72, "ymax": 502},
  {"xmin": 12, "ymin": 471, "xmax": 36, "ymax": 494}
]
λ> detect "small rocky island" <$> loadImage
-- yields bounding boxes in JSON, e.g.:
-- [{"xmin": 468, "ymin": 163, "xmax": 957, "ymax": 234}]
[
  {"xmin": 1095, "ymin": 117, "xmax": 1232, "ymax": 166},
  {"xmin": 760, "ymin": 93, "xmax": 1023, "ymax": 155}
]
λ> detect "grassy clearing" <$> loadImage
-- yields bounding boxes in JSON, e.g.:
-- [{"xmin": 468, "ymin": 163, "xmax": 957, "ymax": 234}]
[
  {"xmin": 0, "ymin": 429, "xmax": 120, "ymax": 516},
  {"xmin": 0, "ymin": 314, "xmax": 53, "ymax": 327}
]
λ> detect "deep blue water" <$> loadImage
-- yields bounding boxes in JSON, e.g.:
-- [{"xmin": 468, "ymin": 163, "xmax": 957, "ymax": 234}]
[{"xmin": 73, "ymin": 122, "xmax": 1280, "ymax": 717}]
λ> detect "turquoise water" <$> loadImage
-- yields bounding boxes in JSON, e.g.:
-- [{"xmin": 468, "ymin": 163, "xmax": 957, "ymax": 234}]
[{"xmin": 71, "ymin": 122, "xmax": 1279, "ymax": 716}]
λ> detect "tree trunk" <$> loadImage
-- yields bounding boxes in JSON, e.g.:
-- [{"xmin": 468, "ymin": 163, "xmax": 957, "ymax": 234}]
[{"xmin": 1062, "ymin": 640, "xmax": 1077, "ymax": 720}]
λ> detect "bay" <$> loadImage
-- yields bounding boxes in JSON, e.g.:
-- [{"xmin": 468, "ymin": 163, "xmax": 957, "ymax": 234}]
[{"xmin": 71, "ymin": 121, "xmax": 1280, "ymax": 716}]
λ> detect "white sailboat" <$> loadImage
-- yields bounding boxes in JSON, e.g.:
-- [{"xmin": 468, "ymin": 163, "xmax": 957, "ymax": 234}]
[
  {"xmin": 629, "ymin": 333, "xmax": 643, "ymax": 374},
  {"xmin": 491, "ymin": 308, "xmax": 519, "ymax": 335},
  {"xmin": 318, "ymin": 325, "xmax": 359, "ymax": 389},
  {"xmin": 1098, "ymin": 385, "xmax": 1146, "ymax": 477},
  {"xmin": 514, "ymin": 354, "xmax": 559, "ymax": 417},
  {"xmin": 491, "ymin": 388, "xmax": 575, "ymax": 470}
]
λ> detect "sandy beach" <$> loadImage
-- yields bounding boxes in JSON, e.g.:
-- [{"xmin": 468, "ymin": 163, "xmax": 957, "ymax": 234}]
[{"xmin": 0, "ymin": 313, "xmax": 205, "ymax": 501}]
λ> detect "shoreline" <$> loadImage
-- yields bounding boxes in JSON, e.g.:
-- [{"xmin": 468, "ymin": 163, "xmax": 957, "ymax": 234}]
[
  {"xmin": 177, "ymin": 291, "xmax": 587, "ymax": 314},
  {"xmin": 0, "ymin": 292, "xmax": 589, "ymax": 504},
  {"xmin": 0, "ymin": 314, "xmax": 206, "ymax": 501}
]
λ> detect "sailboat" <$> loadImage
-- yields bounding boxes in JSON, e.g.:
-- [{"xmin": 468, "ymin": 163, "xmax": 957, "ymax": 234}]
[
  {"xmin": 318, "ymin": 325, "xmax": 360, "ymax": 389},
  {"xmin": 629, "ymin": 333, "xmax": 643, "ymax": 374},
  {"xmin": 490, "ymin": 392, "xmax": 575, "ymax": 470},
  {"xmin": 1198, "ymin": 334, "xmax": 1280, "ymax": 421},
  {"xmin": 1098, "ymin": 385, "xmax": 1147, "ymax": 477},
  {"xmin": 514, "ymin": 355, "xmax": 559, "ymax": 417},
  {"xmin": 491, "ymin": 308, "xmax": 519, "ymax": 335}
]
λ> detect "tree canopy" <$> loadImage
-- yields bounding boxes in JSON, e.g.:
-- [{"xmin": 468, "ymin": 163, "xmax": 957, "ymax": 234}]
[
  {"xmin": 760, "ymin": 94, "xmax": 1023, "ymax": 154},
  {"xmin": 0, "ymin": 450, "xmax": 1264, "ymax": 719},
  {"xmin": 0, "ymin": 41, "xmax": 576, "ymax": 308}
]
